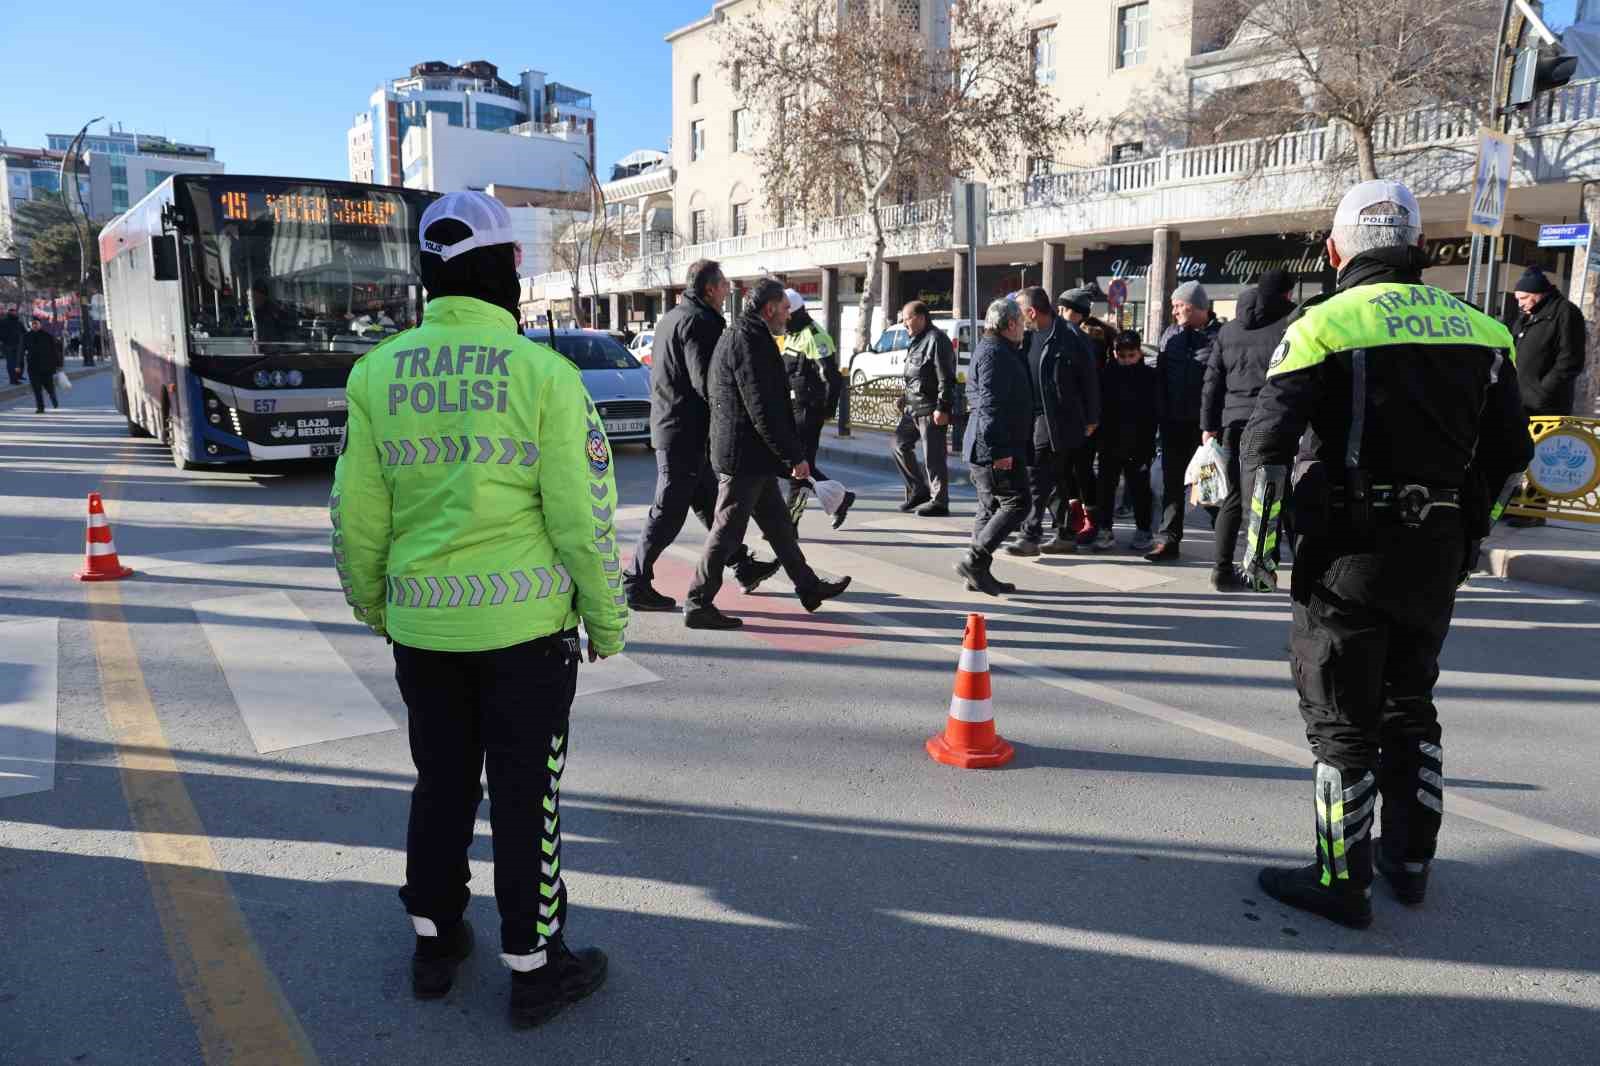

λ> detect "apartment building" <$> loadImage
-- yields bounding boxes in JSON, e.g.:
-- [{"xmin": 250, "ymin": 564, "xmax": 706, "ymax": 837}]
[{"xmin": 531, "ymin": 0, "xmax": 1600, "ymax": 353}]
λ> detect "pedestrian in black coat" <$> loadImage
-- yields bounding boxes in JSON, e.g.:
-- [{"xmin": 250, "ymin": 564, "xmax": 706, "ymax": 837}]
[
  {"xmin": 1092, "ymin": 330, "xmax": 1161, "ymax": 551},
  {"xmin": 23, "ymin": 319, "xmax": 61, "ymax": 412},
  {"xmin": 1510, "ymin": 268, "xmax": 1587, "ymax": 416},
  {"xmin": 1, "ymin": 310, "xmax": 24, "ymax": 385},
  {"xmin": 1149, "ymin": 280, "xmax": 1221, "ymax": 561},
  {"xmin": 625, "ymin": 259, "xmax": 774, "ymax": 611},
  {"xmin": 1011, "ymin": 287, "xmax": 1099, "ymax": 555},
  {"xmin": 1201, "ymin": 269, "xmax": 1296, "ymax": 588},
  {"xmin": 686, "ymin": 279, "xmax": 849, "ymax": 627},
  {"xmin": 958, "ymin": 298, "xmax": 1034, "ymax": 596}
]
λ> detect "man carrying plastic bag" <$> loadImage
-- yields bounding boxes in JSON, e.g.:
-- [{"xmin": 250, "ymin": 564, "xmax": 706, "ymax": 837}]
[{"xmin": 792, "ymin": 477, "xmax": 857, "ymax": 530}]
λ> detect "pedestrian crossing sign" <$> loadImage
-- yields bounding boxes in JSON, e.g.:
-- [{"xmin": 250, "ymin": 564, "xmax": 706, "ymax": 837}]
[{"xmin": 1467, "ymin": 127, "xmax": 1516, "ymax": 237}]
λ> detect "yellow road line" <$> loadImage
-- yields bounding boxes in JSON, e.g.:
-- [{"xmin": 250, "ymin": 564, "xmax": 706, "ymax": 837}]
[{"xmin": 87, "ymin": 580, "xmax": 317, "ymax": 1065}]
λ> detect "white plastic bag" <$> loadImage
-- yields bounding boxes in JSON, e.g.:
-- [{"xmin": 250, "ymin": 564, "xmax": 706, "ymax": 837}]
[
  {"xmin": 1185, "ymin": 439, "xmax": 1230, "ymax": 507},
  {"xmin": 1149, "ymin": 451, "xmax": 1164, "ymax": 499},
  {"xmin": 810, "ymin": 478, "xmax": 849, "ymax": 515},
  {"xmin": 53, "ymin": 369, "xmax": 72, "ymax": 393}
]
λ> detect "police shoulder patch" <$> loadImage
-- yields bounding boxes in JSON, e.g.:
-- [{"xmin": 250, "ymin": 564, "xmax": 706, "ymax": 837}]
[
  {"xmin": 586, "ymin": 429, "xmax": 611, "ymax": 475},
  {"xmin": 1268, "ymin": 340, "xmax": 1289, "ymax": 369}
]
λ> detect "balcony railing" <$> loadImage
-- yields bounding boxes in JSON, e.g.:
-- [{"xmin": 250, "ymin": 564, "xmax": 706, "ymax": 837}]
[{"xmin": 530, "ymin": 78, "xmax": 1600, "ymax": 298}]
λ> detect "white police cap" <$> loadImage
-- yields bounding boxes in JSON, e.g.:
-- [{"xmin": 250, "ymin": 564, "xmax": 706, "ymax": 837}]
[
  {"xmin": 1333, "ymin": 179, "xmax": 1421, "ymax": 229},
  {"xmin": 418, "ymin": 190, "xmax": 518, "ymax": 261}
]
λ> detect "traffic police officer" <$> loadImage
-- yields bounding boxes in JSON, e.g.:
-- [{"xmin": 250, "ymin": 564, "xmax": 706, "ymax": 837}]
[
  {"xmin": 332, "ymin": 190, "xmax": 625, "ymax": 1025},
  {"xmin": 782, "ymin": 288, "xmax": 853, "ymax": 526},
  {"xmin": 1240, "ymin": 179, "xmax": 1533, "ymax": 928}
]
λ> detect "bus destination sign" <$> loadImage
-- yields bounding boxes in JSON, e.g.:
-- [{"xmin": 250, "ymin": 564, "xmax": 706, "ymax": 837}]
[{"xmin": 216, "ymin": 189, "xmax": 402, "ymax": 228}]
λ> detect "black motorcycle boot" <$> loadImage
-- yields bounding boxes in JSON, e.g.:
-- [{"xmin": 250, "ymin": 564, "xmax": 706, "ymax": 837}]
[
  {"xmin": 411, "ymin": 918, "xmax": 474, "ymax": 999},
  {"xmin": 1376, "ymin": 738, "xmax": 1443, "ymax": 904},
  {"xmin": 1259, "ymin": 764, "xmax": 1375, "ymax": 930},
  {"xmin": 508, "ymin": 940, "xmax": 609, "ymax": 1029}
]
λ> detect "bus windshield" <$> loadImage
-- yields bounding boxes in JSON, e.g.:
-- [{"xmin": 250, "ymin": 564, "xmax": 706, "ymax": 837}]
[{"xmin": 177, "ymin": 180, "xmax": 429, "ymax": 358}]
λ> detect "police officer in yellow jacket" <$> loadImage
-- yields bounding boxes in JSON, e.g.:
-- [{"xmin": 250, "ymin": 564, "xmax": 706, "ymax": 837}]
[
  {"xmin": 782, "ymin": 288, "xmax": 854, "ymax": 527},
  {"xmin": 332, "ymin": 191, "xmax": 625, "ymax": 1026},
  {"xmin": 1240, "ymin": 180, "xmax": 1532, "ymax": 929}
]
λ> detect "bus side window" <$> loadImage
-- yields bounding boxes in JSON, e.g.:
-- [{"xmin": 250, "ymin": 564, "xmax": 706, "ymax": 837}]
[{"xmin": 151, "ymin": 236, "xmax": 179, "ymax": 281}]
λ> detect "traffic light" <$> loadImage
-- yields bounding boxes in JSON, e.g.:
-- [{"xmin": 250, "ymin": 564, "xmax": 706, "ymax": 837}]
[{"xmin": 1510, "ymin": 45, "xmax": 1579, "ymax": 107}]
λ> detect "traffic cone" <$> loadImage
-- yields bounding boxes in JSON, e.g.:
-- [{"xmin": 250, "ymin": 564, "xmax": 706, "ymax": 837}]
[
  {"xmin": 926, "ymin": 613, "xmax": 1014, "ymax": 769},
  {"xmin": 74, "ymin": 492, "xmax": 134, "ymax": 582}
]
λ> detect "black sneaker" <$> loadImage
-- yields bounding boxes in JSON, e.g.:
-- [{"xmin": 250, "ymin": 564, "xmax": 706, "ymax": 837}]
[
  {"xmin": 508, "ymin": 942, "xmax": 609, "ymax": 1029},
  {"xmin": 1210, "ymin": 567, "xmax": 1248, "ymax": 591},
  {"xmin": 955, "ymin": 556, "xmax": 1007, "ymax": 597},
  {"xmin": 915, "ymin": 502, "xmax": 950, "ymax": 517},
  {"xmin": 1258, "ymin": 863, "xmax": 1373, "ymax": 930},
  {"xmin": 898, "ymin": 493, "xmax": 932, "ymax": 514},
  {"xmin": 685, "ymin": 605, "xmax": 743, "ymax": 630},
  {"xmin": 412, "ymin": 918, "xmax": 474, "ymax": 999},
  {"xmin": 1375, "ymin": 845, "xmax": 1429, "ymax": 905},
  {"xmin": 736, "ymin": 557, "xmax": 782, "ymax": 594},
  {"xmin": 800, "ymin": 576, "xmax": 851, "ymax": 612},
  {"xmin": 625, "ymin": 584, "xmax": 677, "ymax": 612},
  {"xmin": 831, "ymin": 491, "xmax": 856, "ymax": 530}
]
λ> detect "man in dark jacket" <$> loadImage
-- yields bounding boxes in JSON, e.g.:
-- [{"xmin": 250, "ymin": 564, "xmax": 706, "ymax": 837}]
[
  {"xmin": 1, "ymin": 310, "xmax": 24, "ymax": 385},
  {"xmin": 1093, "ymin": 330, "xmax": 1160, "ymax": 551},
  {"xmin": 958, "ymin": 298, "xmax": 1034, "ymax": 597},
  {"xmin": 1058, "ymin": 288, "xmax": 1110, "ymax": 543},
  {"xmin": 1009, "ymin": 287, "xmax": 1099, "ymax": 557},
  {"xmin": 1201, "ymin": 269, "xmax": 1296, "ymax": 589},
  {"xmin": 782, "ymin": 289, "xmax": 853, "ymax": 528},
  {"xmin": 625, "ymin": 260, "xmax": 778, "ymax": 611},
  {"xmin": 685, "ymin": 278, "xmax": 850, "ymax": 629},
  {"xmin": 1149, "ymin": 280, "xmax": 1220, "ymax": 562},
  {"xmin": 892, "ymin": 301, "xmax": 958, "ymax": 516},
  {"xmin": 24, "ymin": 319, "xmax": 62, "ymax": 412},
  {"xmin": 1510, "ymin": 267, "xmax": 1586, "ymax": 416}
]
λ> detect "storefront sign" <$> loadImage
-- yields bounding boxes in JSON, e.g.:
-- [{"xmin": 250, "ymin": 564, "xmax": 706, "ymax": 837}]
[{"xmin": 1085, "ymin": 235, "xmax": 1336, "ymax": 289}]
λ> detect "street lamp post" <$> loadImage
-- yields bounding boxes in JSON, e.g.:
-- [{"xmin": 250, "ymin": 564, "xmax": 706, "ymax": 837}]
[{"xmin": 57, "ymin": 116, "xmax": 104, "ymax": 365}]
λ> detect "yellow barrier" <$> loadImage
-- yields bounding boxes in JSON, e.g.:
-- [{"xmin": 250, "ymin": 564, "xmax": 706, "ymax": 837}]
[{"xmin": 1505, "ymin": 416, "xmax": 1600, "ymax": 525}]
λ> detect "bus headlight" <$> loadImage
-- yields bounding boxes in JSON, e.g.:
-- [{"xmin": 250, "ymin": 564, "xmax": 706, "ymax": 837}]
[
  {"xmin": 286, "ymin": 370, "xmax": 303, "ymax": 387},
  {"xmin": 209, "ymin": 412, "xmax": 222, "ymax": 425}
]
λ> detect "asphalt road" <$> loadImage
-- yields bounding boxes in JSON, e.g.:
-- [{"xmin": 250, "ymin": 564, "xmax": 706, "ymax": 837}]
[{"xmin": 3, "ymin": 372, "xmax": 1598, "ymax": 1065}]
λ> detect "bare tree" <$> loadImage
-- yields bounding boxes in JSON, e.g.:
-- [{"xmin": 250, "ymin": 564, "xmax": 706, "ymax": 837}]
[
  {"xmin": 717, "ymin": 0, "xmax": 1092, "ymax": 352},
  {"xmin": 1196, "ymin": 0, "xmax": 1499, "ymax": 181}
]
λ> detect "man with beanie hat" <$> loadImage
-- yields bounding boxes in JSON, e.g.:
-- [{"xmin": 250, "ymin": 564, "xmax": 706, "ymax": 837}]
[
  {"xmin": 1201, "ymin": 268, "xmax": 1296, "ymax": 589},
  {"xmin": 1149, "ymin": 279, "xmax": 1220, "ymax": 562},
  {"xmin": 1511, "ymin": 266, "xmax": 1587, "ymax": 417},
  {"xmin": 332, "ymin": 190, "xmax": 620, "ymax": 1027}
]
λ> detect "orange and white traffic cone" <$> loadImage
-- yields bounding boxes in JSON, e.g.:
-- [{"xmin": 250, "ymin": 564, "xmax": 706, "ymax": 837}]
[
  {"xmin": 926, "ymin": 613, "xmax": 1014, "ymax": 769},
  {"xmin": 74, "ymin": 492, "xmax": 134, "ymax": 582}
]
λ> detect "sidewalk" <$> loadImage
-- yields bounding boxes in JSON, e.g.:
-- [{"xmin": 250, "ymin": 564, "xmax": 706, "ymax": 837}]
[
  {"xmin": 0, "ymin": 362, "xmax": 111, "ymax": 405},
  {"xmin": 819, "ymin": 423, "xmax": 1600, "ymax": 596}
]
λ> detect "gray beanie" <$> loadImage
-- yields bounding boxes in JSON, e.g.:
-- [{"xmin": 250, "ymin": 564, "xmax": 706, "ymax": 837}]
[{"xmin": 1172, "ymin": 280, "xmax": 1211, "ymax": 310}]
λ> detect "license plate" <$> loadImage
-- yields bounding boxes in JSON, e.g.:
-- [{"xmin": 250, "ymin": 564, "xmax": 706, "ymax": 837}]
[
  {"xmin": 603, "ymin": 418, "xmax": 647, "ymax": 434},
  {"xmin": 310, "ymin": 444, "xmax": 341, "ymax": 458}
]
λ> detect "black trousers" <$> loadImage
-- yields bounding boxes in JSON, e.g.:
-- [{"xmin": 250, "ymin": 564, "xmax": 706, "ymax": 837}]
[
  {"xmin": 1211, "ymin": 424, "xmax": 1246, "ymax": 572},
  {"xmin": 395, "ymin": 630, "xmax": 579, "ymax": 956},
  {"xmin": 969, "ymin": 462, "xmax": 1031, "ymax": 560},
  {"xmin": 1094, "ymin": 452, "xmax": 1153, "ymax": 533},
  {"xmin": 1289, "ymin": 519, "xmax": 1463, "ymax": 863},
  {"xmin": 1158, "ymin": 420, "xmax": 1201, "ymax": 541},
  {"xmin": 787, "ymin": 402, "xmax": 829, "ymax": 509},
  {"xmin": 4, "ymin": 348, "xmax": 21, "ymax": 384},
  {"xmin": 688, "ymin": 473, "xmax": 819, "ymax": 609},
  {"xmin": 31, "ymin": 375, "xmax": 58, "ymax": 411},
  {"xmin": 626, "ymin": 448, "xmax": 750, "ymax": 587},
  {"xmin": 892, "ymin": 411, "xmax": 949, "ymax": 505},
  {"xmin": 1021, "ymin": 442, "xmax": 1067, "ymax": 542}
]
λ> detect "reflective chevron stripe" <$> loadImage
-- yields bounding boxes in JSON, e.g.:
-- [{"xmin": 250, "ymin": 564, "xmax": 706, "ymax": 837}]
[
  {"xmin": 381, "ymin": 437, "xmax": 539, "ymax": 467},
  {"xmin": 537, "ymin": 728, "xmax": 567, "ymax": 949},
  {"xmin": 387, "ymin": 565, "xmax": 577, "ymax": 607},
  {"xmin": 1314, "ymin": 763, "xmax": 1375, "ymax": 885},
  {"xmin": 1417, "ymin": 740, "xmax": 1444, "ymax": 815}
]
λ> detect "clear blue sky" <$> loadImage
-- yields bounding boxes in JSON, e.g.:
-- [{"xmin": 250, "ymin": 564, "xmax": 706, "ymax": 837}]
[{"xmin": 2, "ymin": 0, "xmax": 707, "ymax": 179}]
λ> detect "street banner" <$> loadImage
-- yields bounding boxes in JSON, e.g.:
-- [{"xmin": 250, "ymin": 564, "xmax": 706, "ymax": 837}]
[
  {"xmin": 1538, "ymin": 223, "xmax": 1592, "ymax": 247},
  {"xmin": 1467, "ymin": 128, "xmax": 1516, "ymax": 238}
]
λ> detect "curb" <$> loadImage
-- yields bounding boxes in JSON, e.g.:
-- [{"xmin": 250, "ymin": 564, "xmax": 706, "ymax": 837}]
[
  {"xmin": 0, "ymin": 363, "xmax": 111, "ymax": 404},
  {"xmin": 1484, "ymin": 543, "xmax": 1600, "ymax": 595},
  {"xmin": 816, "ymin": 426, "xmax": 970, "ymax": 481}
]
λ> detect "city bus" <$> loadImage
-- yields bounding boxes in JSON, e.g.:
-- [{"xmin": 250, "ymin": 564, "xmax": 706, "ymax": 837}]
[{"xmin": 99, "ymin": 174, "xmax": 436, "ymax": 468}]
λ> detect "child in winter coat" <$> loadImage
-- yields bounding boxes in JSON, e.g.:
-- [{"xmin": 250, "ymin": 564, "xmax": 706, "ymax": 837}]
[{"xmin": 1092, "ymin": 330, "xmax": 1161, "ymax": 552}]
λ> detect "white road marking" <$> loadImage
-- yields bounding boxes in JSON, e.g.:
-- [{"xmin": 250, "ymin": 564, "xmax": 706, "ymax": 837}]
[
  {"xmin": 577, "ymin": 652, "xmax": 661, "ymax": 699},
  {"xmin": 690, "ymin": 537, "xmax": 1600, "ymax": 863},
  {"xmin": 125, "ymin": 539, "xmax": 330, "ymax": 572},
  {"xmin": 0, "ymin": 619, "xmax": 58, "ymax": 799},
  {"xmin": 193, "ymin": 591, "xmax": 397, "ymax": 754}
]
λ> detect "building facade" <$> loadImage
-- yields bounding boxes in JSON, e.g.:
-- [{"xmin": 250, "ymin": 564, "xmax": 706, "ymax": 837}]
[{"xmin": 348, "ymin": 60, "xmax": 597, "ymax": 191}]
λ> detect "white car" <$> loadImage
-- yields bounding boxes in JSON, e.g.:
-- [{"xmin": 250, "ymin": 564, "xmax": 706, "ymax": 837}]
[
  {"xmin": 524, "ymin": 328, "xmax": 652, "ymax": 444},
  {"xmin": 847, "ymin": 318, "xmax": 973, "ymax": 387},
  {"xmin": 627, "ymin": 330, "xmax": 655, "ymax": 366}
]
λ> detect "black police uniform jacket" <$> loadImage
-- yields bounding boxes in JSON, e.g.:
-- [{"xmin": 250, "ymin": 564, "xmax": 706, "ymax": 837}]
[
  {"xmin": 1512, "ymin": 291, "xmax": 1587, "ymax": 416},
  {"xmin": 708, "ymin": 310, "xmax": 806, "ymax": 477},
  {"xmin": 1242, "ymin": 247, "xmax": 1532, "ymax": 523},
  {"xmin": 902, "ymin": 324, "xmax": 958, "ymax": 418},
  {"xmin": 962, "ymin": 332, "xmax": 1034, "ymax": 467},
  {"xmin": 648, "ymin": 293, "xmax": 726, "ymax": 456},
  {"xmin": 1201, "ymin": 287, "xmax": 1296, "ymax": 434}
]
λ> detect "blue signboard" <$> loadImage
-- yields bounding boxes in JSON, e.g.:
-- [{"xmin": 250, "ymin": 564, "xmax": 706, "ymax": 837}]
[{"xmin": 1538, "ymin": 223, "xmax": 1592, "ymax": 248}]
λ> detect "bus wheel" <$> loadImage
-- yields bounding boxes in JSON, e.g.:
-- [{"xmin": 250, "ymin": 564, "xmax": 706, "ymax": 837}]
[{"xmin": 165, "ymin": 409, "xmax": 197, "ymax": 471}]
